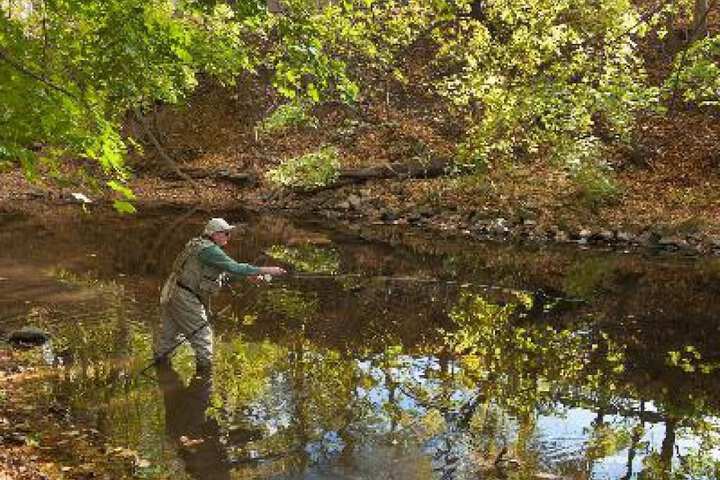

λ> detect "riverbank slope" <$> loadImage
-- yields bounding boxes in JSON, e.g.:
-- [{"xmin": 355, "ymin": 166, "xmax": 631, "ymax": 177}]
[{"xmin": 2, "ymin": 82, "xmax": 719, "ymax": 255}]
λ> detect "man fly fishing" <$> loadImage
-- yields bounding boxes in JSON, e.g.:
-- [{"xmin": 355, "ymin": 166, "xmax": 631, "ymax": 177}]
[{"xmin": 154, "ymin": 217, "xmax": 286, "ymax": 373}]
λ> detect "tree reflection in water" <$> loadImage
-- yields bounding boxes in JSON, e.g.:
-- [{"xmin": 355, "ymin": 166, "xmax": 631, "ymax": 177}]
[{"xmin": 9, "ymin": 213, "xmax": 720, "ymax": 479}]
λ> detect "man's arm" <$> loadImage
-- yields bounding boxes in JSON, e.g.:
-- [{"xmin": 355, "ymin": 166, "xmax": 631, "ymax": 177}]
[
  {"xmin": 198, "ymin": 245, "xmax": 287, "ymax": 280},
  {"xmin": 198, "ymin": 245, "xmax": 261, "ymax": 279}
]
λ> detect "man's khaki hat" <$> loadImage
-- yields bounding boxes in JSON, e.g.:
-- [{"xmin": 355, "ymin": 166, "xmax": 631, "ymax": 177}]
[{"xmin": 204, "ymin": 218, "xmax": 236, "ymax": 235}]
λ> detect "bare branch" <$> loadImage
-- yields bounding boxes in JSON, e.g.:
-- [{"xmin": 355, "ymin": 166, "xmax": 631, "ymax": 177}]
[{"xmin": 133, "ymin": 108, "xmax": 202, "ymax": 198}]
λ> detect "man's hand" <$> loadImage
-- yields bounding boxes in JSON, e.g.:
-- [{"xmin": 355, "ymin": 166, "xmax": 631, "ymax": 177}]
[
  {"xmin": 247, "ymin": 267, "xmax": 287, "ymax": 284},
  {"xmin": 263, "ymin": 267, "xmax": 287, "ymax": 276}
]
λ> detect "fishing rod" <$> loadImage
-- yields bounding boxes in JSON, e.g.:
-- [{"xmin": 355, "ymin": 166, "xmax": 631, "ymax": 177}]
[
  {"xmin": 264, "ymin": 271, "xmax": 588, "ymax": 306},
  {"xmin": 286, "ymin": 272, "xmax": 443, "ymax": 283}
]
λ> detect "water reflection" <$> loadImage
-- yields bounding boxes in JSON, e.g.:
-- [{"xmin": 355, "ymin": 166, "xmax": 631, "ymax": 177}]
[
  {"xmin": 156, "ymin": 365, "xmax": 231, "ymax": 480},
  {"xmin": 2, "ymin": 208, "xmax": 720, "ymax": 479}
]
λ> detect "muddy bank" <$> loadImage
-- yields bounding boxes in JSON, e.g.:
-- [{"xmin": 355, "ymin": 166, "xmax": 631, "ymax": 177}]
[
  {"xmin": 3, "ymin": 168, "xmax": 720, "ymax": 259},
  {"xmin": 0, "ymin": 349, "xmax": 137, "ymax": 480}
]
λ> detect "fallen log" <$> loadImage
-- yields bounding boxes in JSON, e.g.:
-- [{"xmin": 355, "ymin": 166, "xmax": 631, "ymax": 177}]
[
  {"xmin": 301, "ymin": 159, "xmax": 451, "ymax": 193},
  {"xmin": 158, "ymin": 159, "xmax": 449, "ymax": 192},
  {"xmin": 339, "ymin": 159, "xmax": 449, "ymax": 181},
  {"xmin": 160, "ymin": 168, "xmax": 256, "ymax": 186}
]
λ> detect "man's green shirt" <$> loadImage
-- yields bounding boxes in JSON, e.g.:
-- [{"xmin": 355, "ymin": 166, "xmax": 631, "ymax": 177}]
[{"xmin": 198, "ymin": 244, "xmax": 260, "ymax": 280}]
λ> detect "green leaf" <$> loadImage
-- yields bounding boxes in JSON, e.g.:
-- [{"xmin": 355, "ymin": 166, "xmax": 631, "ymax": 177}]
[
  {"xmin": 113, "ymin": 200, "xmax": 137, "ymax": 214},
  {"xmin": 107, "ymin": 180, "xmax": 136, "ymax": 200},
  {"xmin": 307, "ymin": 83, "xmax": 320, "ymax": 102}
]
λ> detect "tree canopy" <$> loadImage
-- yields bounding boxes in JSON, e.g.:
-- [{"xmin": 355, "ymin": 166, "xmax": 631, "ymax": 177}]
[{"xmin": 1, "ymin": 0, "xmax": 718, "ymax": 206}]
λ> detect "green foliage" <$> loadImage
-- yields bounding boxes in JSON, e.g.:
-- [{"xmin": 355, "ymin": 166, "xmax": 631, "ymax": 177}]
[
  {"xmin": 436, "ymin": 0, "xmax": 658, "ymax": 167},
  {"xmin": 266, "ymin": 146, "xmax": 340, "ymax": 190},
  {"xmin": 0, "ymin": 0, "xmax": 249, "ymax": 203},
  {"xmin": 0, "ymin": 0, "xmax": 356, "ymax": 205},
  {"xmin": 667, "ymin": 34, "xmax": 720, "ymax": 107},
  {"xmin": 586, "ymin": 423, "xmax": 632, "ymax": 460},
  {"xmin": 260, "ymin": 0, "xmax": 362, "ymax": 102},
  {"xmin": 259, "ymin": 101, "xmax": 319, "ymax": 134},
  {"xmin": 107, "ymin": 179, "xmax": 137, "ymax": 214}
]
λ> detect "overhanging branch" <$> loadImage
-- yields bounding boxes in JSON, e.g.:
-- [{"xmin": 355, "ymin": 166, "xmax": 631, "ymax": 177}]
[{"xmin": 0, "ymin": 47, "xmax": 83, "ymax": 103}]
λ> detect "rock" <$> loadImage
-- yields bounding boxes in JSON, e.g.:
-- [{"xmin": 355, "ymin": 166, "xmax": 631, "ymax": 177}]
[
  {"xmin": 380, "ymin": 210, "xmax": 398, "ymax": 222},
  {"xmin": 658, "ymin": 236, "xmax": 688, "ymax": 249},
  {"xmin": 68, "ymin": 192, "xmax": 92, "ymax": 204},
  {"xmin": 523, "ymin": 219, "xmax": 537, "ymax": 227},
  {"xmin": 616, "ymin": 231, "xmax": 634, "ymax": 242},
  {"xmin": 473, "ymin": 220, "xmax": 490, "ymax": 234},
  {"xmin": 555, "ymin": 230, "xmax": 569, "ymax": 242},
  {"xmin": 597, "ymin": 230, "xmax": 614, "ymax": 241},
  {"xmin": 337, "ymin": 201, "xmax": 351, "ymax": 210},
  {"xmin": 347, "ymin": 194, "xmax": 362, "ymax": 209},
  {"xmin": 9, "ymin": 327, "xmax": 51, "ymax": 346},
  {"xmin": 579, "ymin": 228, "xmax": 592, "ymax": 239},
  {"xmin": 407, "ymin": 212, "xmax": 423, "ymax": 223},
  {"xmin": 708, "ymin": 237, "xmax": 720, "ymax": 249},
  {"xmin": 1, "ymin": 433, "xmax": 28, "ymax": 446},
  {"xmin": 418, "ymin": 207, "xmax": 435, "ymax": 218},
  {"xmin": 637, "ymin": 230, "xmax": 660, "ymax": 246},
  {"xmin": 492, "ymin": 218, "xmax": 509, "ymax": 235}
]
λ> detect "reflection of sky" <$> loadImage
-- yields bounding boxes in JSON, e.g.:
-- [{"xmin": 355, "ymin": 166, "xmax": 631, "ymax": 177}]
[
  {"xmin": 537, "ymin": 408, "xmax": 642, "ymax": 479},
  {"xmin": 537, "ymin": 406, "xmax": 720, "ymax": 479},
  {"xmin": 241, "ymin": 352, "xmax": 720, "ymax": 479}
]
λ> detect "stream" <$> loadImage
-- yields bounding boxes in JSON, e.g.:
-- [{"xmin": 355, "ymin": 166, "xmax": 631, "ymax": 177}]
[{"xmin": 1, "ymin": 206, "xmax": 719, "ymax": 480}]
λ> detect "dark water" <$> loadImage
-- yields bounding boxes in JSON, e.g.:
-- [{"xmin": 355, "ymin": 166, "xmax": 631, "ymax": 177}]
[{"xmin": 2, "ymin": 207, "xmax": 720, "ymax": 480}]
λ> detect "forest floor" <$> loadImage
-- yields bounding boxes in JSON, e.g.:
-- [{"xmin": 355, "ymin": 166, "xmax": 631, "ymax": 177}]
[{"xmin": 2, "ymin": 84, "xmax": 720, "ymax": 254}]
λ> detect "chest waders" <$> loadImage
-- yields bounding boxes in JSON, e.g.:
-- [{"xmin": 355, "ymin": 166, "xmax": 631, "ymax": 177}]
[{"xmin": 153, "ymin": 237, "xmax": 225, "ymax": 371}]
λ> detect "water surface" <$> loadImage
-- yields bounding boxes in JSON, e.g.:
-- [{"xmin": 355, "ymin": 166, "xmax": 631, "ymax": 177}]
[{"xmin": 1, "ymin": 207, "xmax": 719, "ymax": 480}]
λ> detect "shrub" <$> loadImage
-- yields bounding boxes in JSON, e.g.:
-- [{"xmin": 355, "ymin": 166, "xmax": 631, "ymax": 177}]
[
  {"xmin": 258, "ymin": 101, "xmax": 318, "ymax": 134},
  {"xmin": 266, "ymin": 146, "xmax": 340, "ymax": 190}
]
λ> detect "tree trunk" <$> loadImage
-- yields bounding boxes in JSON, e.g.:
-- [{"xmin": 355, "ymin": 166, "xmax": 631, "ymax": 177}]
[{"xmin": 691, "ymin": 0, "xmax": 709, "ymax": 41}]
